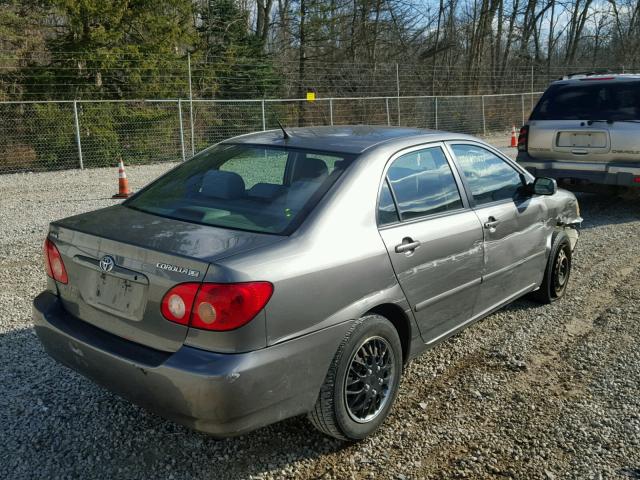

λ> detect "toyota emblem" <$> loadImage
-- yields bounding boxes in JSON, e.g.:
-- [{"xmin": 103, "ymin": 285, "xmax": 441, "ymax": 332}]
[{"xmin": 99, "ymin": 255, "xmax": 115, "ymax": 272}]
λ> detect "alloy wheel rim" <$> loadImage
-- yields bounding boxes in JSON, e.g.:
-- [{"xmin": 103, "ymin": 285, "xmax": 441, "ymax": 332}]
[{"xmin": 344, "ymin": 336, "xmax": 395, "ymax": 423}]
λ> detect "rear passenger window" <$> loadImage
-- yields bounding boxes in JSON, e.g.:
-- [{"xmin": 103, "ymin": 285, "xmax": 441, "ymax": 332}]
[
  {"xmin": 385, "ymin": 147, "xmax": 463, "ymax": 221},
  {"xmin": 450, "ymin": 144, "xmax": 523, "ymax": 205}
]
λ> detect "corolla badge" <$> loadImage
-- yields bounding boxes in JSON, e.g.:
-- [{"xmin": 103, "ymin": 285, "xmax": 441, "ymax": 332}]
[
  {"xmin": 156, "ymin": 262, "xmax": 200, "ymax": 278},
  {"xmin": 99, "ymin": 255, "xmax": 116, "ymax": 272}
]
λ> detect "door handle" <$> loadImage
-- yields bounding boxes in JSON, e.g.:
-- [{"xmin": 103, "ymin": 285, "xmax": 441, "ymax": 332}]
[
  {"xmin": 395, "ymin": 237, "xmax": 421, "ymax": 253},
  {"xmin": 484, "ymin": 217, "xmax": 499, "ymax": 229}
]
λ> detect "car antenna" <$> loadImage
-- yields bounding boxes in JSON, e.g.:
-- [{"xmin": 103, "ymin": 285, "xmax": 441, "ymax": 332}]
[{"xmin": 276, "ymin": 119, "xmax": 290, "ymax": 140}]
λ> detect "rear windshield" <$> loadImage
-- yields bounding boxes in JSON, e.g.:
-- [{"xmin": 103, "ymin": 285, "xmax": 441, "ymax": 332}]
[
  {"xmin": 531, "ymin": 80, "xmax": 640, "ymax": 121},
  {"xmin": 126, "ymin": 144, "xmax": 354, "ymax": 235}
]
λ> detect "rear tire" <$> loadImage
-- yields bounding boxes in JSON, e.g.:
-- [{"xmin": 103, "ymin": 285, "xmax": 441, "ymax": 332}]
[
  {"xmin": 530, "ymin": 231, "xmax": 572, "ymax": 304},
  {"xmin": 308, "ymin": 314, "xmax": 402, "ymax": 440}
]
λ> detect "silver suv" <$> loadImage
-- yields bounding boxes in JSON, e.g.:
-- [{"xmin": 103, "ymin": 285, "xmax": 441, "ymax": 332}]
[{"xmin": 517, "ymin": 73, "xmax": 640, "ymax": 190}]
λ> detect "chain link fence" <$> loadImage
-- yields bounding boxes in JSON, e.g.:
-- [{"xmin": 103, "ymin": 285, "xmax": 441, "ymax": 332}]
[
  {"xmin": 0, "ymin": 92, "xmax": 541, "ymax": 174},
  {"xmin": 4, "ymin": 49, "xmax": 631, "ymax": 101}
]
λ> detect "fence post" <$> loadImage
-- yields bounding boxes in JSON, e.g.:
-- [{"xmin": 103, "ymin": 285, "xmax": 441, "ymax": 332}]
[
  {"xmin": 434, "ymin": 97, "xmax": 438, "ymax": 130},
  {"xmin": 385, "ymin": 97, "xmax": 390, "ymax": 126},
  {"xmin": 521, "ymin": 94, "xmax": 526, "ymax": 126},
  {"xmin": 178, "ymin": 99, "xmax": 186, "ymax": 162},
  {"xmin": 261, "ymin": 100, "xmax": 266, "ymax": 131},
  {"xmin": 73, "ymin": 100, "xmax": 84, "ymax": 169},
  {"xmin": 481, "ymin": 95, "xmax": 486, "ymax": 136},
  {"xmin": 530, "ymin": 64, "xmax": 535, "ymax": 109},
  {"xmin": 329, "ymin": 98, "xmax": 334, "ymax": 126},
  {"xmin": 396, "ymin": 63, "xmax": 401, "ymax": 125},
  {"xmin": 188, "ymin": 53, "xmax": 195, "ymax": 156}
]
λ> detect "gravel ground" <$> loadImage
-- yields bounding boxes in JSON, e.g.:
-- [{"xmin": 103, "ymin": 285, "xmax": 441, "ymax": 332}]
[{"xmin": 1, "ymin": 159, "xmax": 639, "ymax": 480}]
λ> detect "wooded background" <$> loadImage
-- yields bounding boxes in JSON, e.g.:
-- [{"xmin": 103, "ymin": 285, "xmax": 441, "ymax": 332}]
[
  {"xmin": 0, "ymin": 0, "xmax": 637, "ymax": 173},
  {"xmin": 1, "ymin": 0, "xmax": 638, "ymax": 101}
]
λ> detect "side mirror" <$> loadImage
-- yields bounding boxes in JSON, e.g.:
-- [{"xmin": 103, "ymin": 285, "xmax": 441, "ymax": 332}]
[{"xmin": 532, "ymin": 177, "xmax": 557, "ymax": 196}]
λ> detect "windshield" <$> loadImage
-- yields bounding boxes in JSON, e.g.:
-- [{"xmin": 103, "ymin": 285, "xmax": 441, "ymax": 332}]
[
  {"xmin": 531, "ymin": 80, "xmax": 640, "ymax": 121},
  {"xmin": 126, "ymin": 144, "xmax": 354, "ymax": 235}
]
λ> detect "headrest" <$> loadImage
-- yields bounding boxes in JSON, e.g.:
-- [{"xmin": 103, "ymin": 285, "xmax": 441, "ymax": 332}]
[
  {"xmin": 201, "ymin": 170, "xmax": 245, "ymax": 199},
  {"xmin": 292, "ymin": 157, "xmax": 328, "ymax": 182},
  {"xmin": 247, "ymin": 182, "xmax": 285, "ymax": 200}
]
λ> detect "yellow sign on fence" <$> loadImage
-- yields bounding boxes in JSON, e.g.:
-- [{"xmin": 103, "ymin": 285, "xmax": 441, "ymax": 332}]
[{"xmin": 306, "ymin": 91, "xmax": 316, "ymax": 102}]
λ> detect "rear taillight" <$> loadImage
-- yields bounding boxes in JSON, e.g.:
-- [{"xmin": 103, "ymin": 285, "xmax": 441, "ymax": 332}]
[
  {"xmin": 161, "ymin": 282, "xmax": 273, "ymax": 331},
  {"xmin": 518, "ymin": 125, "xmax": 529, "ymax": 152},
  {"xmin": 161, "ymin": 283, "xmax": 199, "ymax": 325},
  {"xmin": 43, "ymin": 238, "xmax": 68, "ymax": 284}
]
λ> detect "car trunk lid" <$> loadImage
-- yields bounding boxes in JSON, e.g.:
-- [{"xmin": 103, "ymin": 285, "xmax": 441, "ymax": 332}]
[{"xmin": 49, "ymin": 205, "xmax": 283, "ymax": 352}]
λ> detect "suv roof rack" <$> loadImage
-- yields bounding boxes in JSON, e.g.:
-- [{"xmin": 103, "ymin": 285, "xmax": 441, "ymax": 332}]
[{"xmin": 560, "ymin": 69, "xmax": 614, "ymax": 80}]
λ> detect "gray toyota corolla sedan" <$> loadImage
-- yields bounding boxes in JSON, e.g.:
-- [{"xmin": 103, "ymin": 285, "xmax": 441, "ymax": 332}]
[{"xmin": 34, "ymin": 126, "xmax": 582, "ymax": 440}]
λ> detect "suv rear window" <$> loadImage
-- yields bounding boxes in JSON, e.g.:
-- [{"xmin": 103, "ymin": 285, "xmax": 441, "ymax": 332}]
[
  {"xmin": 531, "ymin": 80, "xmax": 640, "ymax": 121},
  {"xmin": 126, "ymin": 144, "xmax": 353, "ymax": 235}
]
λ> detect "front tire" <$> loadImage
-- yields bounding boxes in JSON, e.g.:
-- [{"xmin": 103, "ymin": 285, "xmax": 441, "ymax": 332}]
[
  {"xmin": 531, "ymin": 231, "xmax": 572, "ymax": 304},
  {"xmin": 308, "ymin": 314, "xmax": 403, "ymax": 440}
]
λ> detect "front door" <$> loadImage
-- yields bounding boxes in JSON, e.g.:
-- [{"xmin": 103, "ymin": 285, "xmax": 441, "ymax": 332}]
[
  {"xmin": 447, "ymin": 143, "xmax": 549, "ymax": 317},
  {"xmin": 377, "ymin": 144, "xmax": 485, "ymax": 344}
]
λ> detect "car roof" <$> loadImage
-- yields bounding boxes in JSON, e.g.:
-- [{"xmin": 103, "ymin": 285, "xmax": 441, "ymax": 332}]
[
  {"xmin": 552, "ymin": 73, "xmax": 640, "ymax": 86},
  {"xmin": 222, "ymin": 125, "xmax": 474, "ymax": 155}
]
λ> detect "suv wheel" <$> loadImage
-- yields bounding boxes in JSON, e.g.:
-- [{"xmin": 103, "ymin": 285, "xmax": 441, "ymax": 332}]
[{"xmin": 308, "ymin": 314, "xmax": 402, "ymax": 440}]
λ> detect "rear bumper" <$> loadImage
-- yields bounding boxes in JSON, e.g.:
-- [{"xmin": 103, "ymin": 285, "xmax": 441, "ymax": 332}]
[
  {"xmin": 517, "ymin": 154, "xmax": 640, "ymax": 187},
  {"xmin": 33, "ymin": 291, "xmax": 351, "ymax": 437}
]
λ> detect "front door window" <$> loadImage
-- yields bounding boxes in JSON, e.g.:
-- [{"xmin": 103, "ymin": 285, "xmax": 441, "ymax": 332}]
[{"xmin": 449, "ymin": 144, "xmax": 523, "ymax": 204}]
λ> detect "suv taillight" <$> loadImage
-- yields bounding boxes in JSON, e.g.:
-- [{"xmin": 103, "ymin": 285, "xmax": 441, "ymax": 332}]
[
  {"xmin": 518, "ymin": 125, "xmax": 529, "ymax": 152},
  {"xmin": 161, "ymin": 282, "xmax": 273, "ymax": 331},
  {"xmin": 43, "ymin": 238, "xmax": 68, "ymax": 284}
]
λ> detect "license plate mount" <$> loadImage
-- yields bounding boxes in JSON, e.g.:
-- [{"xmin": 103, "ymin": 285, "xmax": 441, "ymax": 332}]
[
  {"xmin": 556, "ymin": 131, "xmax": 607, "ymax": 148},
  {"xmin": 84, "ymin": 270, "xmax": 146, "ymax": 321}
]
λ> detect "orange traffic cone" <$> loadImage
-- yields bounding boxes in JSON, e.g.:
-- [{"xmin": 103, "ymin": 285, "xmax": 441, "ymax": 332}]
[
  {"xmin": 510, "ymin": 126, "xmax": 518, "ymax": 148},
  {"xmin": 112, "ymin": 159, "xmax": 132, "ymax": 198}
]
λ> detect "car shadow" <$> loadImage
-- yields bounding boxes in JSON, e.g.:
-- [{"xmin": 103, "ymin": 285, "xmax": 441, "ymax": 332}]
[
  {"xmin": 1, "ymin": 327, "xmax": 350, "ymax": 479},
  {"xmin": 499, "ymin": 296, "xmax": 540, "ymax": 313},
  {"xmin": 573, "ymin": 192, "xmax": 640, "ymax": 230}
]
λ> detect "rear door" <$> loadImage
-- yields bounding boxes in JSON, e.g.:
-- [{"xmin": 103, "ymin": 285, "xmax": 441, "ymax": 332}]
[
  {"xmin": 378, "ymin": 144, "xmax": 485, "ymax": 344},
  {"xmin": 447, "ymin": 143, "xmax": 548, "ymax": 316}
]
